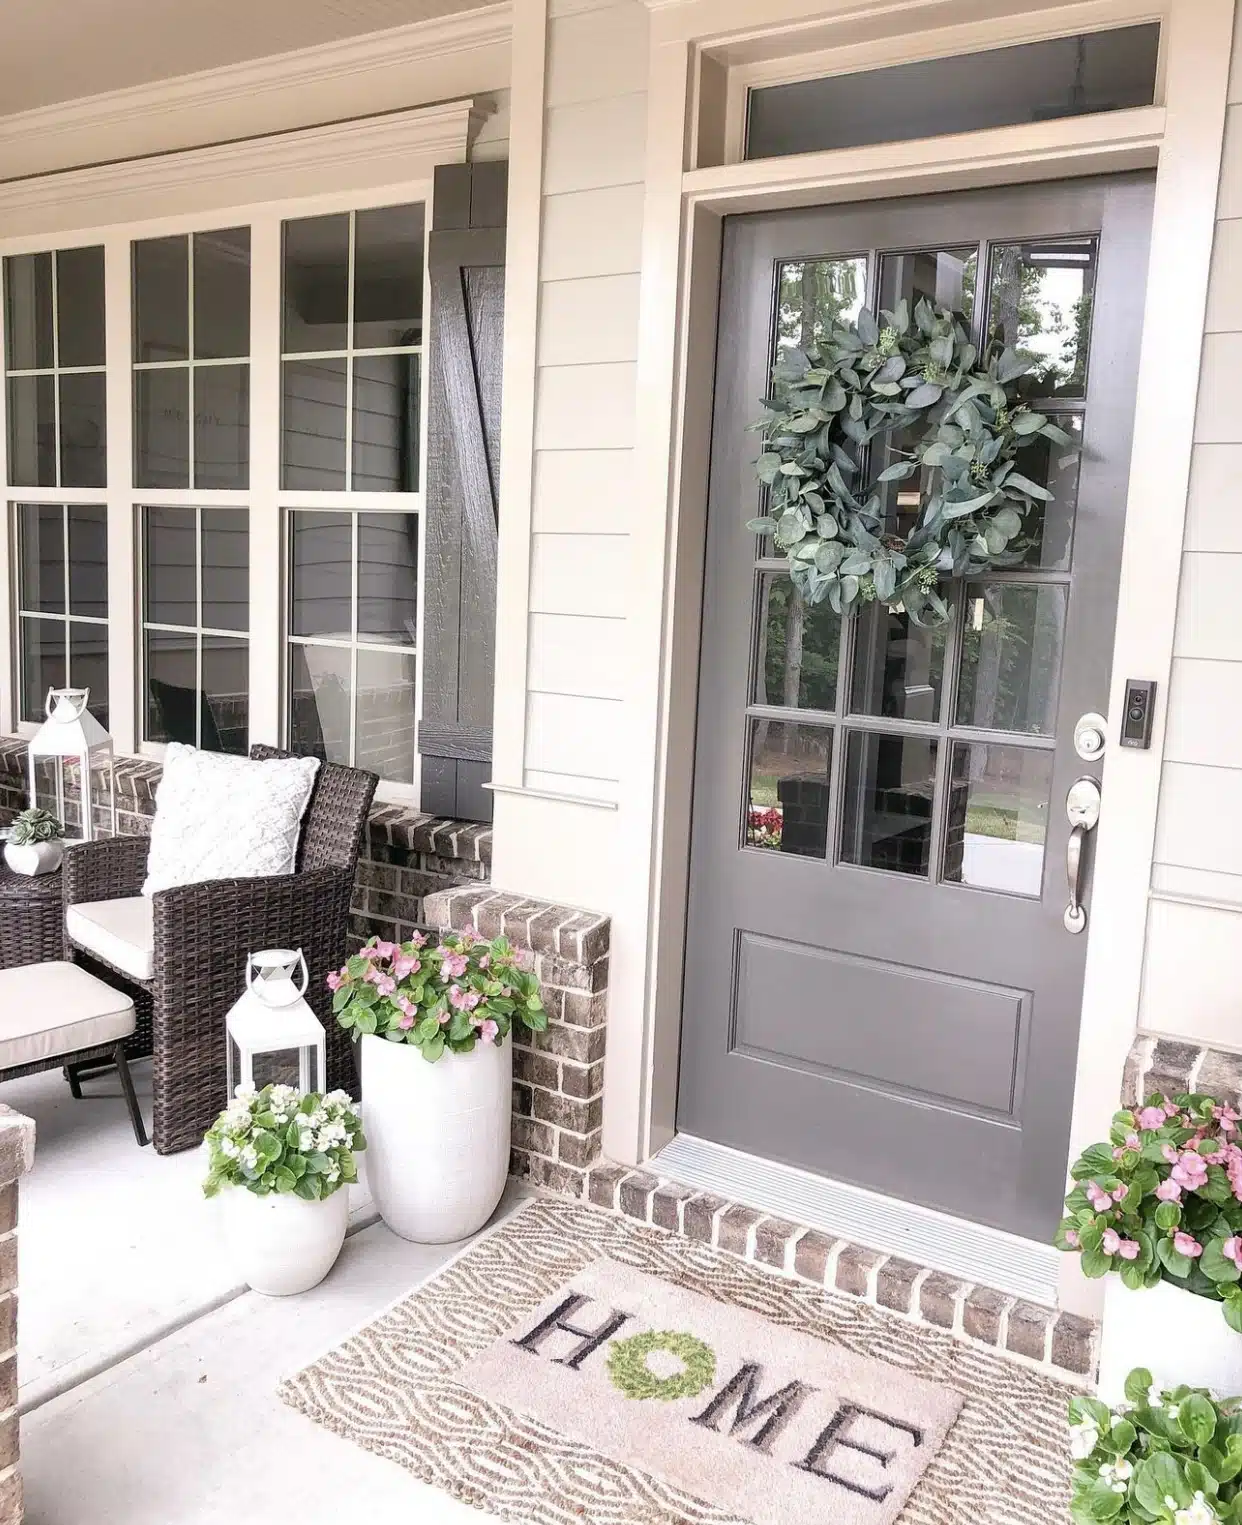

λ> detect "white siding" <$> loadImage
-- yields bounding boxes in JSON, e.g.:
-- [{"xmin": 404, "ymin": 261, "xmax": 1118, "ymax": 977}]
[{"xmin": 521, "ymin": 0, "xmax": 648, "ymax": 799}]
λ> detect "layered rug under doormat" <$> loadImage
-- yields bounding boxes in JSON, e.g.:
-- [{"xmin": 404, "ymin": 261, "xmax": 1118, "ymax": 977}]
[{"xmin": 279, "ymin": 1198, "xmax": 1075, "ymax": 1525}]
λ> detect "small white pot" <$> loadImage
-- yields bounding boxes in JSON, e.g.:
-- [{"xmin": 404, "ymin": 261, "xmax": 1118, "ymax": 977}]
[
  {"xmin": 1097, "ymin": 1275, "xmax": 1242, "ymax": 1401},
  {"xmin": 4, "ymin": 839, "xmax": 63, "ymax": 876},
  {"xmin": 220, "ymin": 1184, "xmax": 349, "ymax": 1296},
  {"xmin": 360, "ymin": 1032, "xmax": 511, "ymax": 1243}
]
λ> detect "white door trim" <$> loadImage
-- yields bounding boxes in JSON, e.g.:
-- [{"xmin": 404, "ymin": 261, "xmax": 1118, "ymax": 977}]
[{"xmin": 656, "ymin": 1133, "xmax": 1062, "ymax": 1305}]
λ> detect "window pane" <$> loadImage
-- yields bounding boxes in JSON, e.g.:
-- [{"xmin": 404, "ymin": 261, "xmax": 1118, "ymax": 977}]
[
  {"xmin": 282, "ymin": 358, "xmax": 346, "ymax": 490},
  {"xmin": 145, "ymin": 629, "xmax": 198, "ymax": 745},
  {"xmin": 956, "ymin": 583, "xmax": 1068, "ymax": 736},
  {"xmin": 353, "ymin": 203, "xmax": 424, "ymax": 350},
  {"xmin": 201, "ymin": 508, "xmax": 249, "ymax": 632},
  {"xmin": 850, "ymin": 604, "xmax": 947, "ymax": 722},
  {"xmin": 289, "ymin": 643, "xmax": 350, "ymax": 764},
  {"xmin": 352, "ymin": 353, "xmax": 419, "ymax": 491},
  {"xmin": 19, "ymin": 504, "xmax": 64, "ymax": 613},
  {"xmin": 135, "ymin": 367, "xmax": 189, "ymax": 489},
  {"xmin": 68, "ymin": 505, "xmax": 107, "ymax": 618},
  {"xmin": 746, "ymin": 24, "xmax": 1160, "ymax": 159},
  {"xmin": 193, "ymin": 227, "xmax": 250, "ymax": 360},
  {"xmin": 7, "ymin": 375, "xmax": 56, "ymax": 487},
  {"xmin": 194, "ymin": 363, "xmax": 249, "ymax": 490},
  {"xmin": 754, "ymin": 575, "xmax": 840, "ymax": 711},
  {"xmin": 133, "ymin": 236, "xmax": 189, "ymax": 362},
  {"xmin": 144, "ymin": 506, "xmax": 196, "ymax": 627},
  {"xmin": 21, "ymin": 618, "xmax": 65, "ymax": 725},
  {"xmin": 878, "ymin": 246, "xmax": 977, "ymax": 327},
  {"xmin": 840, "ymin": 730, "xmax": 937, "ymax": 877},
  {"xmin": 282, "ymin": 214, "xmax": 349, "ymax": 354},
  {"xmin": 355, "ymin": 648, "xmax": 417, "ymax": 782},
  {"xmin": 290, "ymin": 511, "xmax": 351, "ymax": 639},
  {"xmin": 986, "ymin": 239, "xmax": 1097, "ymax": 400},
  {"xmin": 746, "ymin": 719, "xmax": 831, "ymax": 858},
  {"xmin": 776, "ymin": 258, "xmax": 866, "ymax": 355},
  {"xmin": 1014, "ymin": 413, "xmax": 1082, "ymax": 571},
  {"xmin": 944, "ymin": 742, "xmax": 1053, "ymax": 897},
  {"xmin": 4, "ymin": 253, "xmax": 54, "ymax": 371},
  {"xmin": 201, "ymin": 635, "xmax": 248, "ymax": 755},
  {"xmin": 69, "ymin": 622, "xmax": 109, "ymax": 732},
  {"xmin": 56, "ymin": 246, "xmax": 105, "ymax": 369},
  {"xmin": 357, "ymin": 513, "xmax": 418, "ymax": 645},
  {"xmin": 59, "ymin": 371, "xmax": 106, "ymax": 488}
]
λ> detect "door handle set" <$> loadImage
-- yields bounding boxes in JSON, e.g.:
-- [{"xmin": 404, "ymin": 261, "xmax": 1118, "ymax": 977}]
[{"xmin": 1063, "ymin": 775, "xmax": 1102, "ymax": 935}]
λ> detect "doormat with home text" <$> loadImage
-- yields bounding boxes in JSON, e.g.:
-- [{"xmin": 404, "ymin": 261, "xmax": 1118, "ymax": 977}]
[{"xmin": 279, "ymin": 1197, "xmax": 1075, "ymax": 1525}]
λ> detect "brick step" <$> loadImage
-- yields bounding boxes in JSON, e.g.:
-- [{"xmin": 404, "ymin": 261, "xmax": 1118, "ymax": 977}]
[{"xmin": 583, "ymin": 1160, "xmax": 1096, "ymax": 1385}]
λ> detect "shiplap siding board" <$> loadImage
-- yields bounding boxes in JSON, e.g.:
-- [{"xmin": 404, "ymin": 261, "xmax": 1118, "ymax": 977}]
[
  {"xmin": 521, "ymin": 0, "xmax": 647, "ymax": 799},
  {"xmin": 1156, "ymin": 764, "xmax": 1242, "ymax": 876},
  {"xmin": 1165, "ymin": 657, "xmax": 1242, "ymax": 765},
  {"xmin": 1184, "ymin": 443, "xmax": 1242, "ymax": 551},
  {"xmin": 1141, "ymin": 897, "xmax": 1242, "ymax": 1047},
  {"xmin": 1173, "ymin": 553, "xmax": 1242, "ymax": 660},
  {"xmin": 1192, "ymin": 332, "xmax": 1242, "ymax": 442}
]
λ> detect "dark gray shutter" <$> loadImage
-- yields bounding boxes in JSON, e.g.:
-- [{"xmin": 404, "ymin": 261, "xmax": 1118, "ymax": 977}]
[{"xmin": 419, "ymin": 161, "xmax": 507, "ymax": 821}]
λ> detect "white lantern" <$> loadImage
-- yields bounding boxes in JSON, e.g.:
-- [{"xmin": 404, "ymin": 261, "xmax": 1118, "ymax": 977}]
[
  {"xmin": 28, "ymin": 687, "xmax": 115, "ymax": 841},
  {"xmin": 225, "ymin": 949, "xmax": 326, "ymax": 1098}
]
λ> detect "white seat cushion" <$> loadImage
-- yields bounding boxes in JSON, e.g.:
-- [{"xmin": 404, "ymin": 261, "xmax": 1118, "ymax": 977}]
[
  {"xmin": 0, "ymin": 960, "xmax": 135, "ymax": 1070},
  {"xmin": 142, "ymin": 742, "xmax": 320, "ymax": 896},
  {"xmin": 66, "ymin": 896, "xmax": 154, "ymax": 982}
]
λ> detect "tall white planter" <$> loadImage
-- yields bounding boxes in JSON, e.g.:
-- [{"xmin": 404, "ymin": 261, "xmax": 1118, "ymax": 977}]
[
  {"xmin": 1097, "ymin": 1276, "xmax": 1242, "ymax": 1401},
  {"xmin": 220, "ymin": 1184, "xmax": 349, "ymax": 1296},
  {"xmin": 360, "ymin": 1032, "xmax": 511, "ymax": 1243}
]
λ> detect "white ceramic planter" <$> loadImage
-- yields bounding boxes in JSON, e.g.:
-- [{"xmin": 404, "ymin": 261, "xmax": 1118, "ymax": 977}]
[
  {"xmin": 1097, "ymin": 1275, "xmax": 1242, "ymax": 1401},
  {"xmin": 360, "ymin": 1032, "xmax": 511, "ymax": 1243},
  {"xmin": 3, "ymin": 839, "xmax": 63, "ymax": 877},
  {"xmin": 220, "ymin": 1183, "xmax": 349, "ymax": 1296}
]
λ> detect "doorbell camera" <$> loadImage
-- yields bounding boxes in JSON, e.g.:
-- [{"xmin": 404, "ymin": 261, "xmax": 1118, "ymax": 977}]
[{"xmin": 1120, "ymin": 679, "xmax": 1156, "ymax": 749}]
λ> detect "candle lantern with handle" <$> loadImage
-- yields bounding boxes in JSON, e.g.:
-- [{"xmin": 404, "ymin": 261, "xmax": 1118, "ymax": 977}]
[
  {"xmin": 27, "ymin": 687, "xmax": 115, "ymax": 840},
  {"xmin": 225, "ymin": 949, "xmax": 326, "ymax": 1098}
]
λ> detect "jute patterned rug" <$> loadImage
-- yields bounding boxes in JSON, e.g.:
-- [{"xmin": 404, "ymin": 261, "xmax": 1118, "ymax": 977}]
[{"xmin": 279, "ymin": 1197, "xmax": 1075, "ymax": 1525}]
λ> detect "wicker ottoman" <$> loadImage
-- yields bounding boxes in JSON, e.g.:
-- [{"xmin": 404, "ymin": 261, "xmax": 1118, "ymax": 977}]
[
  {"xmin": 0, "ymin": 863, "xmax": 64, "ymax": 971},
  {"xmin": 0, "ymin": 961, "xmax": 147, "ymax": 1145}
]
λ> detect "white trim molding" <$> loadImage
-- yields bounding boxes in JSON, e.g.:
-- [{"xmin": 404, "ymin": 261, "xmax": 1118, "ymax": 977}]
[{"xmin": 0, "ymin": 6, "xmax": 511, "ymax": 184}]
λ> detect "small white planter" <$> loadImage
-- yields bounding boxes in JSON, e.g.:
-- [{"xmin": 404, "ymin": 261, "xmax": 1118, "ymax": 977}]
[
  {"xmin": 360, "ymin": 1032, "xmax": 511, "ymax": 1243},
  {"xmin": 4, "ymin": 839, "xmax": 63, "ymax": 877},
  {"xmin": 1097, "ymin": 1275, "xmax": 1242, "ymax": 1401},
  {"xmin": 220, "ymin": 1184, "xmax": 349, "ymax": 1296}
]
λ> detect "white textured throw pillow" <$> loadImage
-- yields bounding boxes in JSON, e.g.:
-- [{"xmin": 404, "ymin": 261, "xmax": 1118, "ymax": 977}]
[{"xmin": 142, "ymin": 743, "xmax": 321, "ymax": 896}]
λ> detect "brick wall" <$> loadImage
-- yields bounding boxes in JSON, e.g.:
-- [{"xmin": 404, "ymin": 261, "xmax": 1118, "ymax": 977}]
[{"xmin": 0, "ymin": 1106, "xmax": 34, "ymax": 1525}]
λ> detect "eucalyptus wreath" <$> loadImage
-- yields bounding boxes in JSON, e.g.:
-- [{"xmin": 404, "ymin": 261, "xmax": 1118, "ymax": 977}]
[{"xmin": 748, "ymin": 296, "xmax": 1077, "ymax": 626}]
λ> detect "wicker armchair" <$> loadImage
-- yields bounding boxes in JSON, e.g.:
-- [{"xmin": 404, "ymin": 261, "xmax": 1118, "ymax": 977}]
[{"xmin": 63, "ymin": 746, "xmax": 377, "ymax": 1155}]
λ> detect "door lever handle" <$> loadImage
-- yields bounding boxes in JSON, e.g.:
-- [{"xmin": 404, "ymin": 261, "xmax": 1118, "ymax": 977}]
[{"xmin": 1064, "ymin": 776, "xmax": 1102, "ymax": 935}]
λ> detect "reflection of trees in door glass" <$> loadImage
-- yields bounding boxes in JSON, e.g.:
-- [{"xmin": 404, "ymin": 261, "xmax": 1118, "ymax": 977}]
[
  {"xmin": 754, "ymin": 574, "xmax": 839, "ymax": 712},
  {"xmin": 956, "ymin": 583, "xmax": 1067, "ymax": 736},
  {"xmin": 775, "ymin": 257, "xmax": 866, "ymax": 353},
  {"xmin": 987, "ymin": 239, "xmax": 1096, "ymax": 398}
]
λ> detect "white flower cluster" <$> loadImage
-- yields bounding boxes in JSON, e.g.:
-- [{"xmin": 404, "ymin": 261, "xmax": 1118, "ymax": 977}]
[
  {"xmin": 1097, "ymin": 1459, "xmax": 1133, "ymax": 1495},
  {"xmin": 1171, "ymin": 1492, "xmax": 1217, "ymax": 1525},
  {"xmin": 1069, "ymin": 1417, "xmax": 1100, "ymax": 1460}
]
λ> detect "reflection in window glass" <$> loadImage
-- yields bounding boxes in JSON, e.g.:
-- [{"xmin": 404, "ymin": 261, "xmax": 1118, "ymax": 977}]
[
  {"xmin": 358, "ymin": 514, "xmax": 419, "ymax": 644},
  {"xmin": 355, "ymin": 648, "xmax": 417, "ymax": 783},
  {"xmin": 290, "ymin": 511, "xmax": 351, "ymax": 639},
  {"xmin": 840, "ymin": 730, "xmax": 937, "ymax": 878},
  {"xmin": 745, "ymin": 719, "xmax": 832, "ymax": 858},
  {"xmin": 878, "ymin": 246, "xmax": 977, "ymax": 326},
  {"xmin": 956, "ymin": 583, "xmax": 1067, "ymax": 736},
  {"xmin": 353, "ymin": 203, "xmax": 425, "ymax": 349},
  {"xmin": 289, "ymin": 643, "xmax": 351, "ymax": 766},
  {"xmin": 775, "ymin": 257, "xmax": 866, "ymax": 354},
  {"xmin": 59, "ymin": 371, "xmax": 106, "ymax": 488},
  {"xmin": 21, "ymin": 618, "xmax": 65, "ymax": 726},
  {"xmin": 1012, "ymin": 413, "xmax": 1082, "ymax": 570},
  {"xmin": 352, "ymin": 354, "xmax": 419, "ymax": 492},
  {"xmin": 754, "ymin": 575, "xmax": 840, "ymax": 712},
  {"xmin": 14, "ymin": 503, "xmax": 108, "ymax": 726},
  {"xmin": 282, "ymin": 358, "xmax": 346, "ymax": 491},
  {"xmin": 944, "ymin": 742, "xmax": 1053, "ymax": 896},
  {"xmin": 986, "ymin": 238, "xmax": 1097, "ymax": 399},
  {"xmin": 850, "ymin": 603, "xmax": 946, "ymax": 722}
]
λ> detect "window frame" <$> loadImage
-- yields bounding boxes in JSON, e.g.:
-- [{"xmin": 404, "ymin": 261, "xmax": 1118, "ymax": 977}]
[{"xmin": 0, "ymin": 172, "xmax": 434, "ymax": 808}]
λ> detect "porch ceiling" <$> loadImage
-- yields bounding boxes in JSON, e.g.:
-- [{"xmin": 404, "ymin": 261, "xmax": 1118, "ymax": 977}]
[{"xmin": 0, "ymin": 0, "xmax": 488, "ymax": 115}]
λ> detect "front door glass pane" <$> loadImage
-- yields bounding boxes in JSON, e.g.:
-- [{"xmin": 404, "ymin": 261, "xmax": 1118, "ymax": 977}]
[
  {"xmin": 943, "ymin": 742, "xmax": 1053, "ymax": 896},
  {"xmin": 840, "ymin": 730, "xmax": 937, "ymax": 877},
  {"xmin": 1014, "ymin": 413, "xmax": 1082, "ymax": 570},
  {"xmin": 956, "ymin": 582, "xmax": 1068, "ymax": 735},
  {"xmin": 775, "ymin": 257, "xmax": 867, "ymax": 354},
  {"xmin": 877, "ymin": 246, "xmax": 977, "ymax": 323},
  {"xmin": 745, "ymin": 719, "xmax": 831, "ymax": 858},
  {"xmin": 754, "ymin": 574, "xmax": 840, "ymax": 712},
  {"xmin": 850, "ymin": 604, "xmax": 947, "ymax": 722},
  {"xmin": 986, "ymin": 238, "xmax": 1098, "ymax": 399}
]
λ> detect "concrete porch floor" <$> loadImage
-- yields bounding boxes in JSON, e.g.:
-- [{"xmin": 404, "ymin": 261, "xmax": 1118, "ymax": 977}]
[{"xmin": 2, "ymin": 1062, "xmax": 522, "ymax": 1523}]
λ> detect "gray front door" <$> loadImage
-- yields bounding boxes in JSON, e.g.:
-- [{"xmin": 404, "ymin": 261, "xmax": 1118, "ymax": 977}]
[{"xmin": 678, "ymin": 175, "xmax": 1153, "ymax": 1242}]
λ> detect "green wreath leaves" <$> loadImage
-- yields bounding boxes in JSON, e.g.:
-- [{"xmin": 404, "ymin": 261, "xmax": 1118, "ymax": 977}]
[
  {"xmin": 748, "ymin": 296, "xmax": 1077, "ymax": 626},
  {"xmin": 606, "ymin": 1330, "xmax": 717, "ymax": 1402}
]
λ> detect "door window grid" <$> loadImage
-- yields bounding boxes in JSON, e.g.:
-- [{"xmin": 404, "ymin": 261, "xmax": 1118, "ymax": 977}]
[
  {"xmin": 139, "ymin": 504, "xmax": 249, "ymax": 754},
  {"xmin": 741, "ymin": 235, "xmax": 1092, "ymax": 894},
  {"xmin": 4, "ymin": 246, "xmax": 107, "ymax": 490},
  {"xmin": 12, "ymin": 502, "xmax": 109, "ymax": 726}
]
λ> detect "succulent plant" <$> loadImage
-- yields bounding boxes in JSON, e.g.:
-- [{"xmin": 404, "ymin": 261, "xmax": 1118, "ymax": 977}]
[{"xmin": 10, "ymin": 808, "xmax": 63, "ymax": 846}]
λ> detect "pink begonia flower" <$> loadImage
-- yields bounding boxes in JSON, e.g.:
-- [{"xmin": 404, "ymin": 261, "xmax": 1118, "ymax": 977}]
[
  {"xmin": 438, "ymin": 1009, "xmax": 451, "ymax": 1025},
  {"xmin": 448, "ymin": 984, "xmax": 481, "ymax": 1012},
  {"xmin": 1155, "ymin": 1178, "xmax": 1183, "ymax": 1204},
  {"xmin": 1086, "ymin": 1182, "xmax": 1114, "ymax": 1213},
  {"xmin": 1163, "ymin": 1099, "xmax": 1181, "ymax": 1117},
  {"xmin": 1224, "ymin": 1237, "xmax": 1242, "ymax": 1270},
  {"xmin": 373, "ymin": 941, "xmax": 396, "ymax": 960},
  {"xmin": 1102, "ymin": 1229, "xmax": 1142, "ymax": 1261},
  {"xmin": 1137, "ymin": 1106, "xmax": 1168, "ymax": 1131},
  {"xmin": 1162, "ymin": 1143, "xmax": 1180, "ymax": 1165},
  {"xmin": 393, "ymin": 953, "xmax": 421, "ymax": 979},
  {"xmin": 375, "ymin": 975, "xmax": 396, "ymax": 996},
  {"xmin": 1065, "ymin": 1229, "xmax": 1079, "ymax": 1248},
  {"xmin": 398, "ymin": 1012, "xmax": 415, "ymax": 1030},
  {"xmin": 326, "ymin": 970, "xmax": 343, "ymax": 992},
  {"xmin": 358, "ymin": 944, "xmax": 379, "ymax": 960},
  {"xmin": 1229, "ymin": 1153, "xmax": 1242, "ymax": 1204},
  {"xmin": 458, "ymin": 929, "xmax": 474, "ymax": 947},
  {"xmin": 1172, "ymin": 1151, "xmax": 1209, "ymax": 1191},
  {"xmin": 440, "ymin": 953, "xmax": 468, "ymax": 980},
  {"xmin": 1112, "ymin": 1185, "xmax": 1129, "ymax": 1205},
  {"xmin": 1173, "ymin": 1230, "xmax": 1203, "ymax": 1259},
  {"xmin": 516, "ymin": 948, "xmax": 534, "ymax": 971},
  {"xmin": 1215, "ymin": 1104, "xmax": 1241, "ymax": 1133},
  {"xmin": 479, "ymin": 953, "xmax": 490, "ymax": 969},
  {"xmin": 477, "ymin": 1018, "xmax": 499, "ymax": 1045},
  {"xmin": 364, "ymin": 967, "xmax": 382, "ymax": 985}
]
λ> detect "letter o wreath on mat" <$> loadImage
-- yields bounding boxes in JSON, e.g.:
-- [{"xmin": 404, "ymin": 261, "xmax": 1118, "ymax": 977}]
[
  {"xmin": 607, "ymin": 1330, "xmax": 717, "ymax": 1402},
  {"xmin": 748, "ymin": 296, "xmax": 1079, "ymax": 626}
]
